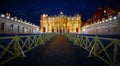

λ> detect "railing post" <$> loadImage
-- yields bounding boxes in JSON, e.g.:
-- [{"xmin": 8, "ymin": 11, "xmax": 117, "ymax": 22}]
[
  {"xmin": 14, "ymin": 35, "xmax": 25, "ymax": 57},
  {"xmin": 89, "ymin": 35, "xmax": 99, "ymax": 56},
  {"xmin": 93, "ymin": 35, "xmax": 99, "ymax": 56},
  {"xmin": 112, "ymin": 40, "xmax": 118, "ymax": 66},
  {"xmin": 14, "ymin": 35, "xmax": 20, "ymax": 57}
]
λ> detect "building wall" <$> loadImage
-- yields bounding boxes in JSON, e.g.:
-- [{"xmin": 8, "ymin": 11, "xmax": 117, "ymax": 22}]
[
  {"xmin": 86, "ymin": 6, "xmax": 116, "ymax": 25},
  {"xmin": 0, "ymin": 13, "xmax": 40, "ymax": 34},
  {"xmin": 40, "ymin": 12, "xmax": 82, "ymax": 33},
  {"xmin": 82, "ymin": 15, "xmax": 120, "ymax": 34}
]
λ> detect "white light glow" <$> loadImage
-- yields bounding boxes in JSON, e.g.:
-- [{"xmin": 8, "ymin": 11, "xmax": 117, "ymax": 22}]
[
  {"xmin": 18, "ymin": 20, "xmax": 20, "ymax": 22},
  {"xmin": 43, "ymin": 14, "xmax": 46, "ymax": 17},
  {"xmin": 113, "ymin": 17, "xmax": 117, "ymax": 19},
  {"xmin": 102, "ymin": 21, "xmax": 104, "ymax": 23},
  {"xmin": 15, "ymin": 19, "xmax": 17, "ymax": 21},
  {"xmin": 1, "ymin": 14, "xmax": 5, "ymax": 17},
  {"xmin": 104, "ymin": 10, "xmax": 106, "ymax": 13},
  {"xmin": 72, "ymin": 18, "xmax": 74, "ymax": 20},
  {"xmin": 109, "ymin": 18, "xmax": 112, "ymax": 21},
  {"xmin": 83, "ymin": 29, "xmax": 86, "ymax": 32},
  {"xmin": 25, "ymin": 28, "xmax": 28, "ymax": 32},
  {"xmin": 6, "ymin": 16, "xmax": 10, "ymax": 19},
  {"xmin": 105, "ymin": 19, "xmax": 108, "ymax": 22},
  {"xmin": 11, "ymin": 18, "xmax": 14, "ymax": 20}
]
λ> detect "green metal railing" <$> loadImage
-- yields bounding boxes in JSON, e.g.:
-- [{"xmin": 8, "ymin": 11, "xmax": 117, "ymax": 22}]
[
  {"xmin": 0, "ymin": 33, "xmax": 56, "ymax": 65},
  {"xmin": 65, "ymin": 34, "xmax": 120, "ymax": 66}
]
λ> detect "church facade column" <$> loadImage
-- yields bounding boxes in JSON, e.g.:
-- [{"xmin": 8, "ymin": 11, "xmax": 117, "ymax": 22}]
[{"xmin": 46, "ymin": 22, "xmax": 48, "ymax": 33}]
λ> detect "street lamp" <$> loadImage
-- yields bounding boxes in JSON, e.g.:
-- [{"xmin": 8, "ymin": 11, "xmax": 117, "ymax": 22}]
[
  {"xmin": 109, "ymin": 18, "xmax": 112, "ymax": 21},
  {"xmin": 6, "ymin": 16, "xmax": 10, "ymax": 19},
  {"xmin": 18, "ymin": 20, "xmax": 20, "ymax": 22},
  {"xmin": 105, "ymin": 19, "xmax": 108, "ymax": 22},
  {"xmin": 11, "ymin": 18, "xmax": 14, "ymax": 20},
  {"xmin": 1, "ymin": 14, "xmax": 5, "ymax": 17},
  {"xmin": 113, "ymin": 16, "xmax": 117, "ymax": 20}
]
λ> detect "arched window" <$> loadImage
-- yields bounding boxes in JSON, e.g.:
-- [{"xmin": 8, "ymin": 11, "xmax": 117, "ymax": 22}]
[
  {"xmin": 76, "ymin": 28, "xmax": 78, "ymax": 33},
  {"xmin": 43, "ymin": 27, "xmax": 46, "ymax": 32}
]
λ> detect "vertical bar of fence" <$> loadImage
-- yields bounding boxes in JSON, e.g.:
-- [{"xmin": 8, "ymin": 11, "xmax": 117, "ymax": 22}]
[{"xmin": 112, "ymin": 40, "xmax": 118, "ymax": 66}]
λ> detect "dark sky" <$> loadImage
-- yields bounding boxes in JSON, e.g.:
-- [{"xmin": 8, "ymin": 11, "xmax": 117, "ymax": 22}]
[{"xmin": 0, "ymin": 0, "xmax": 119, "ymax": 26}]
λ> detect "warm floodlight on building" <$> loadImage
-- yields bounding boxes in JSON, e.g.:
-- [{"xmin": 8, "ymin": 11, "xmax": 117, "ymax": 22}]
[
  {"xmin": 15, "ymin": 19, "xmax": 17, "ymax": 21},
  {"xmin": 102, "ymin": 21, "xmax": 104, "ymax": 23},
  {"xmin": 99, "ymin": 21, "xmax": 102, "ymax": 23},
  {"xmin": 6, "ymin": 16, "xmax": 10, "ymax": 19},
  {"xmin": 72, "ymin": 18, "xmax": 74, "ymax": 20},
  {"xmin": 43, "ymin": 14, "xmax": 46, "ymax": 17},
  {"xmin": 14, "ymin": 16, "xmax": 18, "ymax": 21},
  {"xmin": 83, "ymin": 29, "xmax": 86, "ymax": 32},
  {"xmin": 105, "ymin": 19, "xmax": 108, "ymax": 22},
  {"xmin": 109, "ymin": 18, "xmax": 112, "ymax": 21}
]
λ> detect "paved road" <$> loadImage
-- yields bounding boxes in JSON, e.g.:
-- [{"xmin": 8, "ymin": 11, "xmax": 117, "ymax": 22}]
[{"xmin": 3, "ymin": 35, "xmax": 108, "ymax": 66}]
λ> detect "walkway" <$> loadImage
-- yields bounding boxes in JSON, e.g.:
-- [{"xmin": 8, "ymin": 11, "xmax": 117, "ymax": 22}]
[{"xmin": 3, "ymin": 35, "xmax": 107, "ymax": 66}]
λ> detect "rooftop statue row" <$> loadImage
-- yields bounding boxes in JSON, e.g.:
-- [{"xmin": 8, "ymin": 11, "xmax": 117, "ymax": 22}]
[{"xmin": 0, "ymin": 12, "xmax": 38, "ymax": 27}]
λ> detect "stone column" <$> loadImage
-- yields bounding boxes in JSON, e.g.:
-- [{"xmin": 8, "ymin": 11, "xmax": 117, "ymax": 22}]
[
  {"xmin": 58, "ymin": 23, "xmax": 59, "ymax": 33},
  {"xmin": 50, "ymin": 23, "xmax": 52, "ymax": 33},
  {"xmin": 46, "ymin": 22, "xmax": 48, "ymax": 33}
]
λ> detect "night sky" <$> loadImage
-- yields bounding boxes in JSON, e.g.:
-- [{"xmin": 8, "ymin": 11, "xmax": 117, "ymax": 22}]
[{"xmin": 0, "ymin": 0, "xmax": 119, "ymax": 26}]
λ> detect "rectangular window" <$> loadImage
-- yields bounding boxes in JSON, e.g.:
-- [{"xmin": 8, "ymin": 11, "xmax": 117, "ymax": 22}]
[
  {"xmin": 1, "ymin": 23, "xmax": 5, "ymax": 30},
  {"xmin": 11, "ymin": 24, "xmax": 13, "ymax": 31},
  {"xmin": 23, "ymin": 27, "xmax": 24, "ymax": 32},
  {"xmin": 18, "ymin": 26, "xmax": 20, "ymax": 32}
]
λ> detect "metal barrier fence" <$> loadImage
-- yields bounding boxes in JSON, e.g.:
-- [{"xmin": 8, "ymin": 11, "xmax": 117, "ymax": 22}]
[
  {"xmin": 0, "ymin": 33, "xmax": 56, "ymax": 65},
  {"xmin": 65, "ymin": 34, "xmax": 120, "ymax": 66}
]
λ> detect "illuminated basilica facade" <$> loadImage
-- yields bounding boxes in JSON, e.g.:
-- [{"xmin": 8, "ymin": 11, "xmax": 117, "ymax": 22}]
[{"xmin": 40, "ymin": 11, "xmax": 82, "ymax": 33}]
